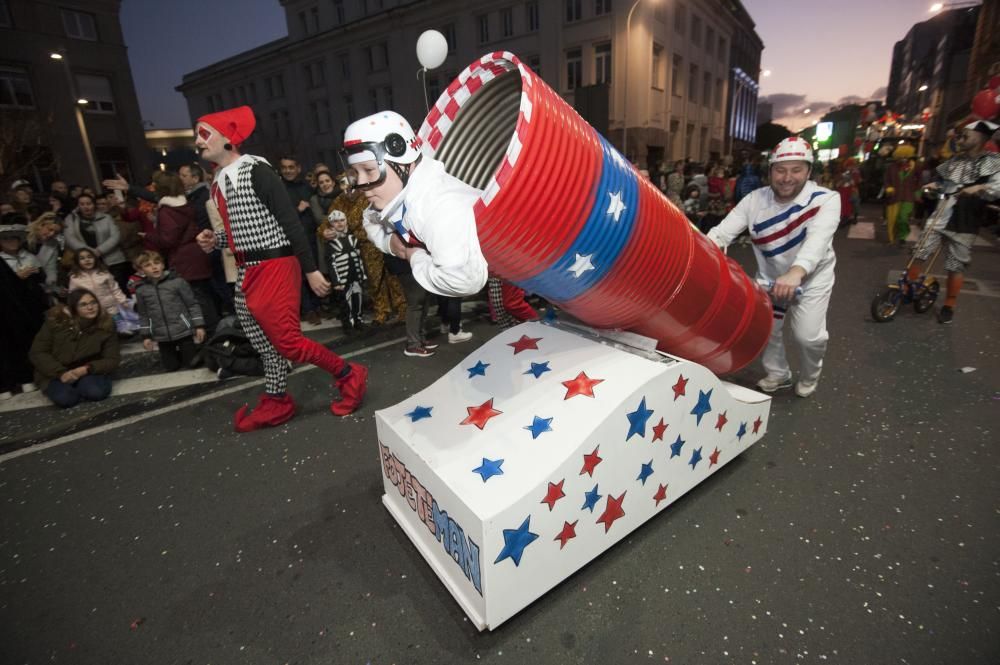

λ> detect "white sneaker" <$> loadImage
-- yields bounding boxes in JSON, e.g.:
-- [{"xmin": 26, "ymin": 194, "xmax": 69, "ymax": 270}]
[
  {"xmin": 756, "ymin": 374, "xmax": 793, "ymax": 392},
  {"xmin": 448, "ymin": 330, "xmax": 473, "ymax": 344},
  {"xmin": 0, "ymin": 391, "xmax": 13, "ymax": 401},
  {"xmin": 20, "ymin": 382, "xmax": 38, "ymax": 393},
  {"xmin": 795, "ymin": 378, "xmax": 819, "ymax": 398}
]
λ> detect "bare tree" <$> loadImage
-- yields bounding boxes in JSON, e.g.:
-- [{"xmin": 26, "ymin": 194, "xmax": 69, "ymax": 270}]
[{"xmin": 0, "ymin": 109, "xmax": 58, "ymax": 191}]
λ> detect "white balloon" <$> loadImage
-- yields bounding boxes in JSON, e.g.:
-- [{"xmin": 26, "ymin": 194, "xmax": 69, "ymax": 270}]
[{"xmin": 416, "ymin": 30, "xmax": 448, "ymax": 70}]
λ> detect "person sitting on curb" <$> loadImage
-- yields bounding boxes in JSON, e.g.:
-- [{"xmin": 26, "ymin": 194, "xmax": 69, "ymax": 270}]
[{"xmin": 29, "ymin": 288, "xmax": 120, "ymax": 408}]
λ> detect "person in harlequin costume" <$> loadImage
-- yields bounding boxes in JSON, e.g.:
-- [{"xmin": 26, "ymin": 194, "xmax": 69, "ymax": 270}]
[
  {"xmin": 340, "ymin": 111, "xmax": 488, "ymax": 352},
  {"xmin": 882, "ymin": 144, "xmax": 919, "ymax": 245},
  {"xmin": 327, "ymin": 171, "xmax": 407, "ymax": 325},
  {"xmin": 707, "ymin": 137, "xmax": 841, "ymax": 398},
  {"xmin": 906, "ymin": 119, "xmax": 1000, "ymax": 324},
  {"xmin": 193, "ymin": 106, "xmax": 368, "ymax": 431}
]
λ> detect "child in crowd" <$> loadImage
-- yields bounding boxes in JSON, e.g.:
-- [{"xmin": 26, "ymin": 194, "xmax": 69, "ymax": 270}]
[
  {"xmin": 683, "ymin": 186, "xmax": 706, "ymax": 224},
  {"xmin": 320, "ymin": 210, "xmax": 368, "ymax": 333},
  {"xmin": 133, "ymin": 251, "xmax": 206, "ymax": 371},
  {"xmin": 67, "ymin": 248, "xmax": 139, "ymax": 335}
]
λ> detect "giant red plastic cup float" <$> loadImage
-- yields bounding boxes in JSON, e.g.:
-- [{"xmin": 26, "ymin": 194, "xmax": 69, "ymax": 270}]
[{"xmin": 418, "ymin": 52, "xmax": 772, "ymax": 374}]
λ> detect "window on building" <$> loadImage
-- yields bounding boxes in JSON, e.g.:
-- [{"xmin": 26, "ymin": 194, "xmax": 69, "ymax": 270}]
[
  {"xmin": 0, "ymin": 67, "xmax": 35, "ymax": 108},
  {"xmin": 383, "ymin": 85, "xmax": 394, "ymax": 108},
  {"xmin": 690, "ymin": 14, "xmax": 701, "ymax": 45},
  {"xmin": 442, "ymin": 23, "xmax": 456, "ymax": 53},
  {"xmin": 699, "ymin": 126, "xmax": 708, "ymax": 156},
  {"xmin": 299, "ymin": 11, "xmax": 307, "ymax": 35},
  {"xmin": 95, "ymin": 146, "xmax": 130, "ymax": 182},
  {"xmin": 673, "ymin": 3, "xmax": 685, "ymax": 33},
  {"xmin": 688, "ymin": 64, "xmax": 698, "ymax": 100},
  {"xmin": 270, "ymin": 109, "xmax": 290, "ymax": 140},
  {"xmin": 62, "ymin": 9, "xmax": 97, "ymax": 40},
  {"xmin": 338, "ymin": 53, "xmax": 350, "ymax": 79},
  {"xmin": 477, "ymin": 14, "xmax": 489, "ymax": 44},
  {"xmin": 715, "ymin": 77, "xmax": 723, "ymax": 110},
  {"xmin": 213, "ymin": 93, "xmax": 223, "ymax": 111},
  {"xmin": 333, "ymin": 0, "xmax": 345, "ymax": 24},
  {"xmin": 651, "ymin": 44, "xmax": 664, "ymax": 90},
  {"xmin": 527, "ymin": 54, "xmax": 541, "ymax": 74},
  {"xmin": 428, "ymin": 75, "xmax": 441, "ymax": 102},
  {"xmin": 594, "ymin": 42, "xmax": 611, "ymax": 85},
  {"xmin": 501, "ymin": 7, "xmax": 513, "ymax": 37},
  {"xmin": 595, "ymin": 0, "xmax": 611, "ymax": 15},
  {"xmin": 369, "ymin": 87, "xmax": 379, "ymax": 111},
  {"xmin": 76, "ymin": 74, "xmax": 115, "ymax": 113},
  {"xmin": 526, "ymin": 1, "xmax": 539, "ymax": 32},
  {"xmin": 247, "ymin": 81, "xmax": 257, "ymax": 104},
  {"xmin": 310, "ymin": 6, "xmax": 320, "ymax": 32},
  {"xmin": 566, "ymin": 48, "xmax": 582, "ymax": 90},
  {"xmin": 205, "ymin": 95, "xmax": 216, "ymax": 112},
  {"xmin": 304, "ymin": 60, "xmax": 325, "ymax": 89},
  {"xmin": 717, "ymin": 36, "xmax": 726, "ymax": 59},
  {"xmin": 706, "ymin": 26, "xmax": 714, "ymax": 54},
  {"xmin": 366, "ymin": 42, "xmax": 388, "ymax": 71},
  {"xmin": 0, "ymin": 0, "xmax": 11, "ymax": 28},
  {"xmin": 671, "ymin": 54, "xmax": 682, "ymax": 96},
  {"xmin": 310, "ymin": 99, "xmax": 331, "ymax": 133},
  {"xmin": 702, "ymin": 71, "xmax": 711, "ymax": 106},
  {"xmin": 566, "ymin": 0, "xmax": 582, "ymax": 23},
  {"xmin": 344, "ymin": 94, "xmax": 356, "ymax": 122},
  {"xmin": 685, "ymin": 122, "xmax": 694, "ymax": 157},
  {"xmin": 267, "ymin": 73, "xmax": 285, "ymax": 98}
]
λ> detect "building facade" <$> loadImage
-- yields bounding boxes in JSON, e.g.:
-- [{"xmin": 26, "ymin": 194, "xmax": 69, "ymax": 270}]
[
  {"xmin": 177, "ymin": 0, "xmax": 762, "ymax": 172},
  {"xmin": 0, "ymin": 0, "xmax": 150, "ymax": 190}
]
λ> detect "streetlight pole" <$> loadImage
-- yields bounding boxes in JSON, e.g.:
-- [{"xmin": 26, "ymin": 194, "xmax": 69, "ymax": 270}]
[
  {"xmin": 622, "ymin": 0, "xmax": 643, "ymax": 164},
  {"xmin": 50, "ymin": 52, "xmax": 101, "ymax": 191}
]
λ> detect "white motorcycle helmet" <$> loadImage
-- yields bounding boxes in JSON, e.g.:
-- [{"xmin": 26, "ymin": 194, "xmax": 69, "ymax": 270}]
[
  {"xmin": 770, "ymin": 137, "xmax": 814, "ymax": 165},
  {"xmin": 340, "ymin": 111, "xmax": 422, "ymax": 190}
]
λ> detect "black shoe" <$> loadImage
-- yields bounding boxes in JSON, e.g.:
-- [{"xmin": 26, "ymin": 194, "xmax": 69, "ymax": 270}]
[{"xmin": 937, "ymin": 306, "xmax": 954, "ymax": 324}]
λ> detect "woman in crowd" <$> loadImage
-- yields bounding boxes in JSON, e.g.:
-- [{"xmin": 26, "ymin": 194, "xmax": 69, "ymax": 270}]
[
  {"xmin": 143, "ymin": 172, "xmax": 218, "ymax": 332},
  {"xmin": 63, "ymin": 192, "xmax": 131, "ymax": 292},
  {"xmin": 29, "ymin": 287, "xmax": 120, "ymax": 408},
  {"xmin": 26, "ymin": 212, "xmax": 63, "ymax": 289}
]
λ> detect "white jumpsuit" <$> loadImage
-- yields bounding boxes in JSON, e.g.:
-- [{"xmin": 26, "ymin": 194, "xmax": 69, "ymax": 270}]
[
  {"xmin": 363, "ymin": 156, "xmax": 489, "ymax": 298},
  {"xmin": 708, "ymin": 181, "xmax": 840, "ymax": 383}
]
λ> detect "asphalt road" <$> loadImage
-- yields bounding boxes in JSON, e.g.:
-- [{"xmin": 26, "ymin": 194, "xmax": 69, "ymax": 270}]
[{"xmin": 2, "ymin": 214, "xmax": 998, "ymax": 665}]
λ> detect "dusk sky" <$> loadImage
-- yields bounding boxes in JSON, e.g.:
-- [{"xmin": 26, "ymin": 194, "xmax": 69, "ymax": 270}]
[{"xmin": 121, "ymin": 0, "xmax": 944, "ymax": 133}]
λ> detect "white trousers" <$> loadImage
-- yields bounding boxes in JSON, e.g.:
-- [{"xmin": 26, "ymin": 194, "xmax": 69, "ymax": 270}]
[{"xmin": 761, "ymin": 265, "xmax": 834, "ymax": 383}]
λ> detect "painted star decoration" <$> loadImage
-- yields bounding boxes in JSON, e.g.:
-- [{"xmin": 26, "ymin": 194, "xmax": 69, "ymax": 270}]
[
  {"xmin": 508, "ymin": 334, "xmax": 542, "ymax": 355},
  {"xmin": 736, "ymin": 421, "xmax": 748, "ymax": 441},
  {"xmin": 562, "ymin": 371, "xmax": 604, "ymax": 400},
  {"xmin": 637, "ymin": 460, "xmax": 654, "ymax": 485},
  {"xmin": 607, "ymin": 190, "xmax": 626, "ymax": 222},
  {"xmin": 715, "ymin": 410, "xmax": 728, "ymax": 432},
  {"xmin": 653, "ymin": 483, "xmax": 669, "ymax": 507},
  {"xmin": 555, "ymin": 521, "xmax": 577, "ymax": 549},
  {"xmin": 652, "ymin": 418, "xmax": 668, "ymax": 442},
  {"xmin": 625, "ymin": 397, "xmax": 654, "ymax": 441},
  {"xmin": 690, "ymin": 389, "xmax": 713, "ymax": 425},
  {"xmin": 524, "ymin": 361, "xmax": 551, "ymax": 379},
  {"xmin": 405, "ymin": 405, "xmax": 432, "ymax": 422},
  {"xmin": 596, "ymin": 492, "xmax": 626, "ymax": 532},
  {"xmin": 567, "ymin": 252, "xmax": 596, "ymax": 279},
  {"xmin": 709, "ymin": 447, "xmax": 721, "ymax": 467},
  {"xmin": 494, "ymin": 516, "xmax": 538, "ymax": 566},
  {"xmin": 472, "ymin": 457, "xmax": 504, "ymax": 482},
  {"xmin": 581, "ymin": 484, "xmax": 602, "ymax": 512},
  {"xmin": 461, "ymin": 398, "xmax": 503, "ymax": 430},
  {"xmin": 466, "ymin": 360, "xmax": 489, "ymax": 378},
  {"xmin": 524, "ymin": 415, "xmax": 553, "ymax": 439},
  {"xmin": 670, "ymin": 435, "xmax": 685, "ymax": 458},
  {"xmin": 753, "ymin": 416, "xmax": 764, "ymax": 434},
  {"xmin": 541, "ymin": 479, "xmax": 566, "ymax": 511},
  {"xmin": 688, "ymin": 446, "xmax": 703, "ymax": 470},
  {"xmin": 672, "ymin": 374, "xmax": 689, "ymax": 401},
  {"xmin": 580, "ymin": 446, "xmax": 603, "ymax": 476}
]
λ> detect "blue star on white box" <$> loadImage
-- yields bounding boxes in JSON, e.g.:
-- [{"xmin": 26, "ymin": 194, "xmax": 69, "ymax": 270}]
[{"xmin": 375, "ymin": 321, "xmax": 771, "ymax": 631}]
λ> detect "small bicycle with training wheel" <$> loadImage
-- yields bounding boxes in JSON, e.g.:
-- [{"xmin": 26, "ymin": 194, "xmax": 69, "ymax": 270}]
[{"xmin": 869, "ymin": 186, "xmax": 950, "ymax": 322}]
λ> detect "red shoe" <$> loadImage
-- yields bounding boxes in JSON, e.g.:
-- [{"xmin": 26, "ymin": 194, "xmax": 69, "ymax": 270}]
[
  {"xmin": 331, "ymin": 362, "xmax": 368, "ymax": 416},
  {"xmin": 233, "ymin": 393, "xmax": 296, "ymax": 432}
]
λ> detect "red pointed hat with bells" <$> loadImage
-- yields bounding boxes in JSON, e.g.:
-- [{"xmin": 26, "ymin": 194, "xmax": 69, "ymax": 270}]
[{"xmin": 196, "ymin": 105, "xmax": 256, "ymax": 147}]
